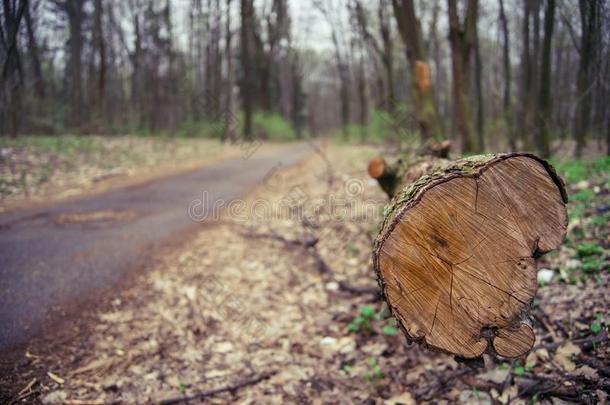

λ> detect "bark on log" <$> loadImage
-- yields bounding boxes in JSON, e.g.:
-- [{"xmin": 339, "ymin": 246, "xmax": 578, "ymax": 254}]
[
  {"xmin": 368, "ymin": 156, "xmax": 447, "ymax": 199},
  {"xmin": 372, "ymin": 153, "xmax": 568, "ymax": 359},
  {"xmin": 367, "ymin": 140, "xmax": 452, "ymax": 199}
]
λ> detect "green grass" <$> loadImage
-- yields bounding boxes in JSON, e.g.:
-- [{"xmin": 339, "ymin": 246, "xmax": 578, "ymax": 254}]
[
  {"xmin": 592, "ymin": 156, "xmax": 610, "ymax": 174},
  {"xmin": 551, "ymin": 160, "xmax": 589, "ymax": 183},
  {"xmin": 0, "ymin": 135, "xmax": 100, "ymax": 155},
  {"xmin": 173, "ymin": 112, "xmax": 299, "ymax": 141},
  {"xmin": 577, "ymin": 242, "xmax": 604, "ymax": 258},
  {"xmin": 551, "ymin": 156, "xmax": 609, "ymax": 184},
  {"xmin": 251, "ymin": 112, "xmax": 297, "ymax": 140}
]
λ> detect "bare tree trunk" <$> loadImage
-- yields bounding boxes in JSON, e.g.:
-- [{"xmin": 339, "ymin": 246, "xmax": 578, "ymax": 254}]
[
  {"xmin": 447, "ymin": 0, "xmax": 479, "ymax": 153},
  {"xmin": 573, "ymin": 0, "xmax": 599, "ymax": 158},
  {"xmin": 24, "ymin": 0, "xmax": 45, "ymax": 101},
  {"xmin": 131, "ymin": 12, "xmax": 143, "ymax": 129},
  {"xmin": 358, "ymin": 48, "xmax": 368, "ymax": 141},
  {"xmin": 1, "ymin": 0, "xmax": 27, "ymax": 137},
  {"xmin": 326, "ymin": 14, "xmax": 350, "ymax": 139},
  {"xmin": 519, "ymin": 0, "xmax": 531, "ymax": 148},
  {"xmin": 606, "ymin": 113, "xmax": 610, "ymax": 156},
  {"xmin": 213, "ymin": 0, "xmax": 222, "ymax": 107},
  {"xmin": 66, "ymin": 0, "xmax": 84, "ymax": 132},
  {"xmin": 291, "ymin": 54, "xmax": 305, "ymax": 139},
  {"xmin": 474, "ymin": 24, "xmax": 484, "ymax": 151},
  {"xmin": 428, "ymin": 0, "xmax": 446, "ymax": 134},
  {"xmin": 240, "ymin": 0, "xmax": 254, "ymax": 139},
  {"xmin": 529, "ymin": 0, "xmax": 542, "ymax": 147},
  {"xmin": 392, "ymin": 0, "xmax": 440, "ymax": 141},
  {"xmin": 223, "ymin": 0, "xmax": 236, "ymax": 142},
  {"xmin": 379, "ymin": 0, "xmax": 394, "ymax": 111},
  {"xmin": 535, "ymin": 0, "xmax": 555, "ymax": 158},
  {"xmin": 94, "ymin": 0, "xmax": 106, "ymax": 132},
  {"xmin": 499, "ymin": 0, "xmax": 515, "ymax": 151},
  {"xmin": 205, "ymin": 0, "xmax": 212, "ymax": 100}
]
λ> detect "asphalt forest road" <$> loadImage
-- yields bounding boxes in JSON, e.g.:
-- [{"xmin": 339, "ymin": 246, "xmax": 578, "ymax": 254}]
[{"xmin": 0, "ymin": 143, "xmax": 311, "ymax": 351}]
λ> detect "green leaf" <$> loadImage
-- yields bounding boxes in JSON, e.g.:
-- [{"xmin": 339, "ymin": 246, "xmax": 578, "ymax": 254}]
[
  {"xmin": 590, "ymin": 322, "xmax": 602, "ymax": 334},
  {"xmin": 514, "ymin": 366, "xmax": 525, "ymax": 376},
  {"xmin": 382, "ymin": 325, "xmax": 399, "ymax": 336},
  {"xmin": 361, "ymin": 306, "xmax": 375, "ymax": 318},
  {"xmin": 348, "ymin": 322, "xmax": 359, "ymax": 333}
]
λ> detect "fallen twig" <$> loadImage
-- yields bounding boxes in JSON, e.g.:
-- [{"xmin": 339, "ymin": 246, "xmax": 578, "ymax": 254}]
[
  {"xmin": 532, "ymin": 331, "xmax": 608, "ymax": 352},
  {"xmin": 9, "ymin": 378, "xmax": 38, "ymax": 405},
  {"xmin": 17, "ymin": 378, "xmax": 37, "ymax": 396},
  {"xmin": 240, "ymin": 230, "xmax": 318, "ymax": 248},
  {"xmin": 337, "ymin": 280, "xmax": 380, "ymax": 298},
  {"xmin": 156, "ymin": 370, "xmax": 277, "ymax": 405},
  {"xmin": 414, "ymin": 368, "xmax": 473, "ymax": 401},
  {"xmin": 514, "ymin": 376, "xmax": 579, "ymax": 402},
  {"xmin": 240, "ymin": 229, "xmax": 329, "ymax": 274}
]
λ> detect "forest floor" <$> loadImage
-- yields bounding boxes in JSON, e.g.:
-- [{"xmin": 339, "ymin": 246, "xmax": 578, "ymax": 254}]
[
  {"xmin": 0, "ymin": 136, "xmax": 267, "ymax": 211},
  {"xmin": 1, "ymin": 143, "xmax": 609, "ymax": 404}
]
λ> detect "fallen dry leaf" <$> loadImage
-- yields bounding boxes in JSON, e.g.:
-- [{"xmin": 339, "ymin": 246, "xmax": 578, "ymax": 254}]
[
  {"xmin": 554, "ymin": 341, "xmax": 582, "ymax": 372},
  {"xmin": 384, "ymin": 391, "xmax": 415, "ymax": 405},
  {"xmin": 477, "ymin": 368, "xmax": 509, "ymax": 384}
]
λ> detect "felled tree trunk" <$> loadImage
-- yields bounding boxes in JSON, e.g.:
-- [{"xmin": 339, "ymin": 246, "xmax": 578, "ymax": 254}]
[
  {"xmin": 367, "ymin": 140, "xmax": 452, "ymax": 199},
  {"xmin": 372, "ymin": 153, "xmax": 568, "ymax": 359}
]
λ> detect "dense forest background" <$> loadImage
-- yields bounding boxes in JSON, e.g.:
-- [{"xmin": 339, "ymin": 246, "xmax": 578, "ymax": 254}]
[{"xmin": 1, "ymin": 0, "xmax": 609, "ymax": 157}]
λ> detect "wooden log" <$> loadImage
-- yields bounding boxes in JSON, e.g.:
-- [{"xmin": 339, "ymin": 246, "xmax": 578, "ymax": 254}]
[
  {"xmin": 368, "ymin": 156, "xmax": 447, "ymax": 199},
  {"xmin": 372, "ymin": 153, "xmax": 568, "ymax": 359},
  {"xmin": 367, "ymin": 140, "xmax": 452, "ymax": 199}
]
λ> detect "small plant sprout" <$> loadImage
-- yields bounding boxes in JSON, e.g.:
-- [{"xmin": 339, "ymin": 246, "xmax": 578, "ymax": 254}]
[
  {"xmin": 348, "ymin": 305, "xmax": 375, "ymax": 334},
  {"xmin": 363, "ymin": 357, "xmax": 384, "ymax": 383}
]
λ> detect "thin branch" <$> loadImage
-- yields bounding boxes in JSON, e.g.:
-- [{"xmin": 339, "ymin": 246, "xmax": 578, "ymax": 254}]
[{"xmin": 156, "ymin": 370, "xmax": 277, "ymax": 405}]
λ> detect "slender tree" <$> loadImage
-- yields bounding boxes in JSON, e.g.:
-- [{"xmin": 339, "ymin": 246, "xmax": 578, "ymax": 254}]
[
  {"xmin": 499, "ymin": 0, "xmax": 515, "ymax": 151},
  {"xmin": 519, "ymin": 0, "xmax": 531, "ymax": 147},
  {"xmin": 447, "ymin": 0, "xmax": 479, "ymax": 152},
  {"xmin": 535, "ymin": 0, "xmax": 555, "ymax": 158},
  {"xmin": 24, "ymin": 0, "xmax": 45, "ymax": 101},
  {"xmin": 474, "ymin": 20, "xmax": 484, "ymax": 151},
  {"xmin": 240, "ymin": 0, "xmax": 254, "ymax": 139},
  {"xmin": 353, "ymin": 0, "xmax": 394, "ymax": 112},
  {"xmin": 0, "ymin": 0, "xmax": 27, "ymax": 136},
  {"xmin": 93, "ymin": 0, "xmax": 106, "ymax": 130},
  {"xmin": 224, "ymin": 0, "xmax": 236, "ymax": 142},
  {"xmin": 573, "ymin": 0, "xmax": 600, "ymax": 157},
  {"xmin": 316, "ymin": 1, "xmax": 351, "ymax": 138},
  {"xmin": 64, "ymin": 0, "xmax": 85, "ymax": 131},
  {"xmin": 392, "ymin": 0, "xmax": 440, "ymax": 140}
]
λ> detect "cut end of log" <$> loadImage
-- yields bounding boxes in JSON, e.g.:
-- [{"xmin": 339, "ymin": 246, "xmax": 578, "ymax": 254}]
[
  {"xmin": 373, "ymin": 153, "xmax": 567, "ymax": 359},
  {"xmin": 492, "ymin": 323, "xmax": 536, "ymax": 358},
  {"xmin": 367, "ymin": 156, "xmax": 387, "ymax": 179}
]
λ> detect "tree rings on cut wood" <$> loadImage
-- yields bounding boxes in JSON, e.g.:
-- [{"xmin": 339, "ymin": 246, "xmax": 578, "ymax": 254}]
[{"xmin": 373, "ymin": 153, "xmax": 568, "ymax": 359}]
